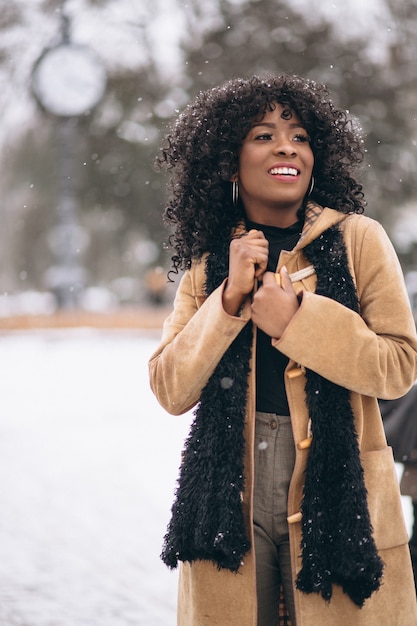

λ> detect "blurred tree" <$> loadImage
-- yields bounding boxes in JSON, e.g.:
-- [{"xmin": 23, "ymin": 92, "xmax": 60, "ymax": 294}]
[
  {"xmin": 0, "ymin": 0, "xmax": 182, "ymax": 305},
  {"xmin": 0, "ymin": 0, "xmax": 416, "ymax": 308}
]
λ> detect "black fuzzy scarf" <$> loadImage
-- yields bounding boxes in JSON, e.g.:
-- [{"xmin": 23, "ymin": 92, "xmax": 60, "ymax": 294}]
[
  {"xmin": 161, "ymin": 225, "xmax": 384, "ymax": 607},
  {"xmin": 296, "ymin": 226, "xmax": 384, "ymax": 607}
]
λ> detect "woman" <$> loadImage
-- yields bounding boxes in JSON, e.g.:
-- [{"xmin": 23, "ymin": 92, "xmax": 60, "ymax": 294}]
[{"xmin": 149, "ymin": 74, "xmax": 417, "ymax": 626}]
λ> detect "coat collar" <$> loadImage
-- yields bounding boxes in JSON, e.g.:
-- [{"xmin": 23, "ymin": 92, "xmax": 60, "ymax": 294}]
[
  {"xmin": 232, "ymin": 202, "xmax": 350, "ymax": 249},
  {"xmin": 295, "ymin": 201, "xmax": 349, "ymax": 250}
]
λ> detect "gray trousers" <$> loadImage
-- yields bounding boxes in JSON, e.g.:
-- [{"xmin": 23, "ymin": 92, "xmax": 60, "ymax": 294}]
[{"xmin": 253, "ymin": 412, "xmax": 297, "ymax": 626}]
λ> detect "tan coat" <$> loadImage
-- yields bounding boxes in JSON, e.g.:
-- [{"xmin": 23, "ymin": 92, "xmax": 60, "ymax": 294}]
[{"xmin": 149, "ymin": 207, "xmax": 417, "ymax": 626}]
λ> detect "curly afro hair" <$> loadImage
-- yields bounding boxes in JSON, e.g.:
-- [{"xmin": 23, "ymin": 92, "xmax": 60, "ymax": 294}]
[{"xmin": 156, "ymin": 73, "xmax": 366, "ymax": 274}]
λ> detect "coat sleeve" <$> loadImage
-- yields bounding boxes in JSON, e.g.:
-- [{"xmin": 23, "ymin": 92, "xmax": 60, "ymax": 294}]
[
  {"xmin": 275, "ymin": 218, "xmax": 417, "ymax": 399},
  {"xmin": 148, "ymin": 263, "xmax": 251, "ymax": 415}
]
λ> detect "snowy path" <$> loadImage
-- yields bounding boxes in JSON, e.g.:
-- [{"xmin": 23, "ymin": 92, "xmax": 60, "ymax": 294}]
[
  {"xmin": 0, "ymin": 329, "xmax": 192, "ymax": 626},
  {"xmin": 0, "ymin": 328, "xmax": 412, "ymax": 625}
]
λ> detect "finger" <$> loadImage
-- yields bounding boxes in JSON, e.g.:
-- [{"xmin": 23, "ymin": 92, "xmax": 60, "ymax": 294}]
[
  {"xmin": 254, "ymin": 254, "xmax": 269, "ymax": 277},
  {"xmin": 247, "ymin": 228, "xmax": 264, "ymax": 235},
  {"xmin": 246, "ymin": 229, "xmax": 267, "ymax": 242},
  {"xmin": 261, "ymin": 271, "xmax": 276, "ymax": 286},
  {"xmin": 231, "ymin": 236, "xmax": 268, "ymax": 256},
  {"xmin": 279, "ymin": 266, "xmax": 295, "ymax": 292},
  {"xmin": 254, "ymin": 266, "xmax": 266, "ymax": 279}
]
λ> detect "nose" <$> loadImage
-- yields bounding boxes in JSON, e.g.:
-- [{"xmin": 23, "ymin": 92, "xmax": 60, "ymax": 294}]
[{"xmin": 272, "ymin": 135, "xmax": 297, "ymax": 156}]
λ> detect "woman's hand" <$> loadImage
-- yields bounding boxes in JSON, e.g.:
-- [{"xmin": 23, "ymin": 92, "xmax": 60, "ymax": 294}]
[
  {"xmin": 251, "ymin": 267, "xmax": 299, "ymax": 338},
  {"xmin": 222, "ymin": 229, "xmax": 268, "ymax": 316}
]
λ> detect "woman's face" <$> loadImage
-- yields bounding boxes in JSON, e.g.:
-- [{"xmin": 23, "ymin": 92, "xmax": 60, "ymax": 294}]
[{"xmin": 237, "ymin": 103, "xmax": 314, "ymax": 226}]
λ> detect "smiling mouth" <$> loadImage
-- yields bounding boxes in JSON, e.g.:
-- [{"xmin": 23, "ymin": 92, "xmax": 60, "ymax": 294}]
[{"xmin": 268, "ymin": 166, "xmax": 300, "ymax": 176}]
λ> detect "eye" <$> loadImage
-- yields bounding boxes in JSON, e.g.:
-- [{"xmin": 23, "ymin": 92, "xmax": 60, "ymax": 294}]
[
  {"xmin": 293, "ymin": 133, "xmax": 311, "ymax": 143},
  {"xmin": 254, "ymin": 133, "xmax": 273, "ymax": 140}
]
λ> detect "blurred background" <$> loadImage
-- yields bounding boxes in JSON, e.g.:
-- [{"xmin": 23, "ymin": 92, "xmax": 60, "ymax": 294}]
[
  {"xmin": 0, "ymin": 1, "xmax": 416, "ymax": 625},
  {"xmin": 0, "ymin": 0, "xmax": 416, "ymax": 322}
]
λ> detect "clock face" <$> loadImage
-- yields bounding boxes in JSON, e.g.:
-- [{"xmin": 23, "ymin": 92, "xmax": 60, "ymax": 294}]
[{"xmin": 32, "ymin": 44, "xmax": 106, "ymax": 117}]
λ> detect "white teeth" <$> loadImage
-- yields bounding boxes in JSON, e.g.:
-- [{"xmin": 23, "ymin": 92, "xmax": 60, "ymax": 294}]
[{"xmin": 269, "ymin": 167, "xmax": 298, "ymax": 176}]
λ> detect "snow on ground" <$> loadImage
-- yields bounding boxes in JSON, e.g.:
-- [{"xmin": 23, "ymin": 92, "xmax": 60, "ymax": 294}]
[
  {"xmin": 0, "ymin": 328, "xmax": 412, "ymax": 625},
  {"xmin": 0, "ymin": 328, "xmax": 192, "ymax": 626}
]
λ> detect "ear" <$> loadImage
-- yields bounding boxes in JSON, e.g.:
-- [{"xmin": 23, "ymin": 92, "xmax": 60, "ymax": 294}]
[{"xmin": 230, "ymin": 173, "xmax": 238, "ymax": 183}]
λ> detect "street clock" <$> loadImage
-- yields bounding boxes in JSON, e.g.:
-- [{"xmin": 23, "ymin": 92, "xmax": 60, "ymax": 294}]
[{"xmin": 32, "ymin": 43, "xmax": 106, "ymax": 117}]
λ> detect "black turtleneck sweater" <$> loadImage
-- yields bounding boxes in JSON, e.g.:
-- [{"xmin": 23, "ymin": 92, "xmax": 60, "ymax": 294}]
[{"xmin": 246, "ymin": 219, "xmax": 303, "ymax": 415}]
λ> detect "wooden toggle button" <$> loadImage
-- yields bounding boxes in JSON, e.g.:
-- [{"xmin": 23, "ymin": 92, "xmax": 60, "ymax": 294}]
[
  {"xmin": 287, "ymin": 512, "xmax": 302, "ymax": 524},
  {"xmin": 287, "ymin": 368, "xmax": 303, "ymax": 379},
  {"xmin": 297, "ymin": 437, "xmax": 312, "ymax": 450}
]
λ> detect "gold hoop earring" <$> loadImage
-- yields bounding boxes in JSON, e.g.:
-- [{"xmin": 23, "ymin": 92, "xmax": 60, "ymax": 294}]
[
  {"xmin": 232, "ymin": 180, "xmax": 239, "ymax": 206},
  {"xmin": 308, "ymin": 176, "xmax": 315, "ymax": 196}
]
